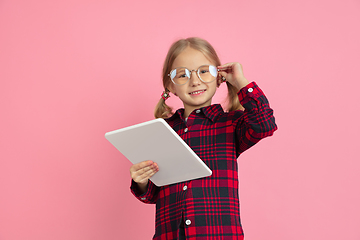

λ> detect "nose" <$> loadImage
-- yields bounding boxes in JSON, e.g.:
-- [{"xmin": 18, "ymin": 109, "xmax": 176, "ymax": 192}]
[{"xmin": 189, "ymin": 70, "xmax": 201, "ymax": 86}]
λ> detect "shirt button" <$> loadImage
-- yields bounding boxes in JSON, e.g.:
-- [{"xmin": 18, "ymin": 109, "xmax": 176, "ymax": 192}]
[
  {"xmin": 183, "ymin": 185, "xmax": 187, "ymax": 191},
  {"xmin": 184, "ymin": 128, "xmax": 188, "ymax": 133},
  {"xmin": 195, "ymin": 109, "xmax": 201, "ymax": 113},
  {"xmin": 185, "ymin": 219, "xmax": 191, "ymax": 225},
  {"xmin": 140, "ymin": 197, "xmax": 146, "ymax": 200},
  {"xmin": 248, "ymin": 87, "xmax": 254, "ymax": 92}
]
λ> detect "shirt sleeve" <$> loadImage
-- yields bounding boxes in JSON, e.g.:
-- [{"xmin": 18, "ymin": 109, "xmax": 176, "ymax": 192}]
[
  {"xmin": 234, "ymin": 81, "xmax": 277, "ymax": 155},
  {"xmin": 130, "ymin": 179, "xmax": 160, "ymax": 204}
]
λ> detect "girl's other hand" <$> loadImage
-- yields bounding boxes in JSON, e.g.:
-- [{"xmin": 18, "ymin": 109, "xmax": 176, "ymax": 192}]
[
  {"xmin": 217, "ymin": 62, "xmax": 250, "ymax": 91},
  {"xmin": 130, "ymin": 160, "xmax": 159, "ymax": 193}
]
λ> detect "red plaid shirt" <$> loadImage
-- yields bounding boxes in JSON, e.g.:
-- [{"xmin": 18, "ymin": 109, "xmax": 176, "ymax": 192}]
[{"xmin": 131, "ymin": 82, "xmax": 277, "ymax": 240}]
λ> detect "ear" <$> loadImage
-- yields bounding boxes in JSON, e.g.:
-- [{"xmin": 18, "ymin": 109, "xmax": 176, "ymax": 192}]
[{"xmin": 167, "ymin": 84, "xmax": 177, "ymax": 96}]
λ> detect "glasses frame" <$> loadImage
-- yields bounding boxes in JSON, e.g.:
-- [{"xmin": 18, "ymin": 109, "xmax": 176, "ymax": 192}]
[{"xmin": 168, "ymin": 64, "xmax": 219, "ymax": 85}]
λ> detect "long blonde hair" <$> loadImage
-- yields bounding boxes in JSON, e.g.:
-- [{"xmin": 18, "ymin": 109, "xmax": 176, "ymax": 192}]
[{"xmin": 154, "ymin": 37, "xmax": 242, "ymax": 119}]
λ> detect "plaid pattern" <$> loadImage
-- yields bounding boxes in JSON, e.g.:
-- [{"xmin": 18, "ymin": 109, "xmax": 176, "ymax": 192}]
[{"xmin": 131, "ymin": 82, "xmax": 277, "ymax": 239}]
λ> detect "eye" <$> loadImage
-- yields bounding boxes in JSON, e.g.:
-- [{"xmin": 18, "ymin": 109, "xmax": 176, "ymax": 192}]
[{"xmin": 174, "ymin": 68, "xmax": 190, "ymax": 79}]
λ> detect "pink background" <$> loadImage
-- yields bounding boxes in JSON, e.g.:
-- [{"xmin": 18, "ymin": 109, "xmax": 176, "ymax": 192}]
[{"xmin": 1, "ymin": 0, "xmax": 359, "ymax": 239}]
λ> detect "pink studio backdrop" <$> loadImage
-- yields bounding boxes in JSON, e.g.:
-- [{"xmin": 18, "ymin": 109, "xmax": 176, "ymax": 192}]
[{"xmin": 1, "ymin": 0, "xmax": 359, "ymax": 239}]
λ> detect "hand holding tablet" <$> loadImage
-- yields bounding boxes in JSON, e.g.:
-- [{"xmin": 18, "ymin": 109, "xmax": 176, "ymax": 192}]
[
  {"xmin": 129, "ymin": 160, "xmax": 159, "ymax": 193},
  {"xmin": 105, "ymin": 118, "xmax": 212, "ymax": 186}
]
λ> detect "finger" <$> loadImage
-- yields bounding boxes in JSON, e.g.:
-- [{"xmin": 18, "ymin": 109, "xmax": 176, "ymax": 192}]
[
  {"xmin": 237, "ymin": 64, "xmax": 244, "ymax": 75},
  {"xmin": 144, "ymin": 163, "xmax": 159, "ymax": 175},
  {"xmin": 220, "ymin": 64, "xmax": 245, "ymax": 81},
  {"xmin": 218, "ymin": 62, "xmax": 243, "ymax": 73},
  {"xmin": 131, "ymin": 164, "xmax": 153, "ymax": 178},
  {"xmin": 217, "ymin": 67, "xmax": 232, "ymax": 73},
  {"xmin": 134, "ymin": 166, "xmax": 159, "ymax": 184},
  {"xmin": 130, "ymin": 160, "xmax": 154, "ymax": 172},
  {"xmin": 218, "ymin": 62, "xmax": 236, "ymax": 71},
  {"xmin": 153, "ymin": 162, "xmax": 159, "ymax": 171},
  {"xmin": 139, "ymin": 164, "xmax": 158, "ymax": 175},
  {"xmin": 218, "ymin": 62, "xmax": 236, "ymax": 68},
  {"xmin": 131, "ymin": 162, "xmax": 159, "ymax": 178},
  {"xmin": 139, "ymin": 167, "xmax": 158, "ymax": 180}
]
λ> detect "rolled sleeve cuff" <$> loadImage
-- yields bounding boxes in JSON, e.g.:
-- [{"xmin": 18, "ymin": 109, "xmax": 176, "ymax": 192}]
[
  {"xmin": 237, "ymin": 81, "xmax": 264, "ymax": 104},
  {"xmin": 130, "ymin": 179, "xmax": 157, "ymax": 204}
]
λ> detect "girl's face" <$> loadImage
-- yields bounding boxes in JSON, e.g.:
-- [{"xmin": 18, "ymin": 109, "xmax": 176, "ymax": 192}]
[{"xmin": 168, "ymin": 47, "xmax": 218, "ymax": 117}]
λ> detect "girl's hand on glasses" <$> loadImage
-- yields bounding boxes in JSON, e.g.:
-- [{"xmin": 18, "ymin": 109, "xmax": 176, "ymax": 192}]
[{"xmin": 217, "ymin": 62, "xmax": 249, "ymax": 91}]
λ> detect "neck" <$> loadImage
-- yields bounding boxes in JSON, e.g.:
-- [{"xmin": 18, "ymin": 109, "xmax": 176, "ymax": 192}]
[
  {"xmin": 183, "ymin": 104, "xmax": 209, "ymax": 118},
  {"xmin": 183, "ymin": 109, "xmax": 192, "ymax": 119}
]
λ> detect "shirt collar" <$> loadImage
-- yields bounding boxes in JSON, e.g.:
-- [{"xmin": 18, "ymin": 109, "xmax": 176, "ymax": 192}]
[{"xmin": 167, "ymin": 104, "xmax": 224, "ymax": 123}]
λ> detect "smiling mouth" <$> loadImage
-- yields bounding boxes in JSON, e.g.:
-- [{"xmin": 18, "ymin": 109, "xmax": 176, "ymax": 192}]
[{"xmin": 189, "ymin": 90, "xmax": 206, "ymax": 95}]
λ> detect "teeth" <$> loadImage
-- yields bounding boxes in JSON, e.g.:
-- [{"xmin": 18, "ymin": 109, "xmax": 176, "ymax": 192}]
[{"xmin": 190, "ymin": 90, "xmax": 204, "ymax": 95}]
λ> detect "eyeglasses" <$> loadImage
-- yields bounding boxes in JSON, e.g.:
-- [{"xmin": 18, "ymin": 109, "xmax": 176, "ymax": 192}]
[{"xmin": 168, "ymin": 65, "xmax": 218, "ymax": 85}]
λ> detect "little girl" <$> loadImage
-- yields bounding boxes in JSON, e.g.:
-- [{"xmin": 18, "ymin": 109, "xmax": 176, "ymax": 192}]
[{"xmin": 129, "ymin": 37, "xmax": 277, "ymax": 240}]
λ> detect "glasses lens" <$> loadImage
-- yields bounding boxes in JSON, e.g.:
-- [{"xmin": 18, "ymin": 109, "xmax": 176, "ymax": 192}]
[
  {"xmin": 198, "ymin": 65, "xmax": 217, "ymax": 82},
  {"xmin": 171, "ymin": 68, "xmax": 189, "ymax": 85}
]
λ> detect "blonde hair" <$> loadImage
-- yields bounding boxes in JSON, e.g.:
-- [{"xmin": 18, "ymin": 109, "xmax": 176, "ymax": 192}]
[{"xmin": 154, "ymin": 37, "xmax": 242, "ymax": 119}]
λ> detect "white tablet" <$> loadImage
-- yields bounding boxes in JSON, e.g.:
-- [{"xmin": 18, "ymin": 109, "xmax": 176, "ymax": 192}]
[{"xmin": 105, "ymin": 118, "xmax": 212, "ymax": 186}]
